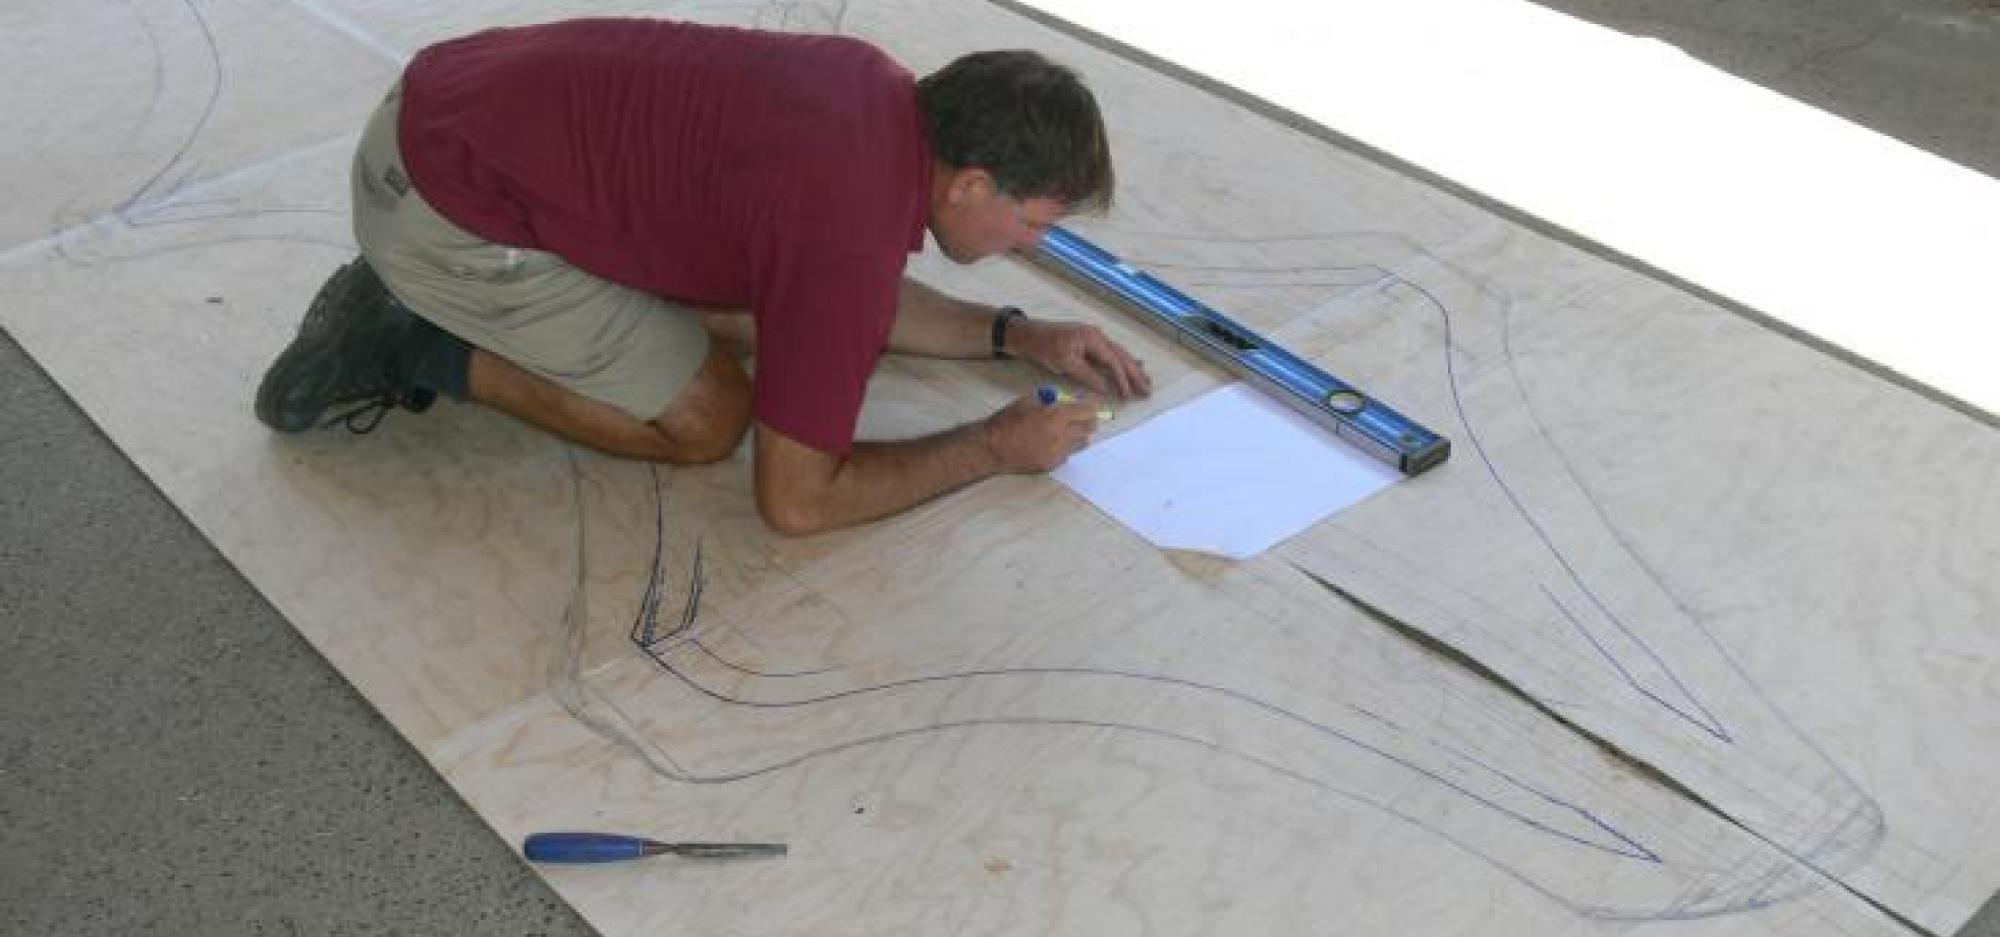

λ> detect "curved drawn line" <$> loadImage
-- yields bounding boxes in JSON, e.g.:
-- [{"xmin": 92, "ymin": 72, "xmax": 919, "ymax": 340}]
[
  {"xmin": 685, "ymin": 639, "xmax": 843, "ymax": 679},
  {"xmin": 1143, "ymin": 239, "xmax": 1732, "ymax": 739},
  {"xmin": 618, "ymin": 466, "xmax": 1656, "ymax": 863},
  {"xmin": 1543, "ymin": 584, "xmax": 1730, "ymax": 740},
  {"xmin": 1491, "ymin": 284, "xmax": 1887, "ymax": 871},
  {"xmin": 1495, "ymin": 293, "xmax": 1735, "ymax": 739},
  {"xmin": 537, "ymin": 232, "xmax": 1892, "ymax": 917},
  {"xmin": 648, "ymin": 643, "xmax": 1659, "ymax": 861},
  {"xmin": 1386, "ymin": 272, "xmax": 1733, "ymax": 741},
  {"xmin": 118, "ymin": 0, "xmax": 225, "ymax": 218}
]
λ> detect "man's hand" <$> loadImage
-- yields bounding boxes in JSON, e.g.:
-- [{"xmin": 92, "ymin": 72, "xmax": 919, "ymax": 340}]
[
  {"xmin": 884, "ymin": 280, "xmax": 1154, "ymax": 402},
  {"xmin": 1010, "ymin": 318, "xmax": 1153, "ymax": 399},
  {"xmin": 981, "ymin": 392, "xmax": 1102, "ymax": 473}
]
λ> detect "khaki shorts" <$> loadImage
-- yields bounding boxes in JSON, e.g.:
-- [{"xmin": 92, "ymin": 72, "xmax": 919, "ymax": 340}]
[{"xmin": 351, "ymin": 85, "xmax": 709, "ymax": 422}]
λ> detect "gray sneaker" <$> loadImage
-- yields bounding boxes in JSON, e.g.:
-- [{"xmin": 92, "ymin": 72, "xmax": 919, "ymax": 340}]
[{"xmin": 255, "ymin": 257, "xmax": 439, "ymax": 433}]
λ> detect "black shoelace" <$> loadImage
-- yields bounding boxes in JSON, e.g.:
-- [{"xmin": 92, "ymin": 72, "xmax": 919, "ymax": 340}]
[{"xmin": 320, "ymin": 396, "xmax": 396, "ymax": 434}]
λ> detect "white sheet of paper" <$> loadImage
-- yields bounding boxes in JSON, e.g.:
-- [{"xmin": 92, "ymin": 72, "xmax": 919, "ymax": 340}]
[{"xmin": 1053, "ymin": 384, "xmax": 1402, "ymax": 558}]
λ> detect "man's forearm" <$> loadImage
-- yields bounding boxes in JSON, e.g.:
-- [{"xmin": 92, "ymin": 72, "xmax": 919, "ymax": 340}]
[
  {"xmin": 753, "ymin": 389, "xmax": 1097, "ymax": 536},
  {"xmin": 886, "ymin": 277, "xmax": 998, "ymax": 358},
  {"xmin": 754, "ymin": 421, "xmax": 1002, "ymax": 535}
]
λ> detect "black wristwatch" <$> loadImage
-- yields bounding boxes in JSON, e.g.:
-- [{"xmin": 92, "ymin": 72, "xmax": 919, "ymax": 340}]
[{"xmin": 990, "ymin": 305, "xmax": 1026, "ymax": 359}]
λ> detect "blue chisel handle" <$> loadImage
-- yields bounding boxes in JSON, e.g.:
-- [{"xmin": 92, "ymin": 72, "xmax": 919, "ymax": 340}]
[{"xmin": 523, "ymin": 831, "xmax": 662, "ymax": 863}]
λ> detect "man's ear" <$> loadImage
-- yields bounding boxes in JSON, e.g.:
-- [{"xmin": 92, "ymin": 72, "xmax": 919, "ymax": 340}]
[{"xmin": 947, "ymin": 166, "xmax": 994, "ymax": 205}]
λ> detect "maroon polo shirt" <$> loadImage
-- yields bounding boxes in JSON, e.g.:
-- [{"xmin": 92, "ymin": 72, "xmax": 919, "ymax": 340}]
[{"xmin": 396, "ymin": 18, "xmax": 932, "ymax": 453}]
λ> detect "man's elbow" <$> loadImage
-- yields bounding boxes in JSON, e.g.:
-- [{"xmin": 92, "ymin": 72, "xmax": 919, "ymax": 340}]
[
  {"xmin": 754, "ymin": 483, "xmax": 831, "ymax": 537},
  {"xmin": 751, "ymin": 423, "xmax": 848, "ymax": 536}
]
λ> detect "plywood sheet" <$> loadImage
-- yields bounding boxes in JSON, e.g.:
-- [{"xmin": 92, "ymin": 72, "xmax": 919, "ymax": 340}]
[{"xmin": 3, "ymin": 1, "xmax": 1993, "ymax": 934}]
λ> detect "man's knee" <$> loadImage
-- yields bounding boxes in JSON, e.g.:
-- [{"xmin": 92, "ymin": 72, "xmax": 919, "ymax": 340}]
[{"xmin": 649, "ymin": 346, "xmax": 752, "ymax": 464}]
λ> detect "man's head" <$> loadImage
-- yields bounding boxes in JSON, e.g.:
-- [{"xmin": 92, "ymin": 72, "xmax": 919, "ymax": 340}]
[{"xmin": 918, "ymin": 50, "xmax": 1113, "ymax": 263}]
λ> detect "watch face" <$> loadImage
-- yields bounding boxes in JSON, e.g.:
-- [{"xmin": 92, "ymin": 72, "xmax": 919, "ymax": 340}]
[{"xmin": 1326, "ymin": 389, "xmax": 1366, "ymax": 415}]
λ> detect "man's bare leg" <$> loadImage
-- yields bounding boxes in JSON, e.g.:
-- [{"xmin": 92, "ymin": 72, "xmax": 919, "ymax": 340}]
[{"xmin": 467, "ymin": 344, "xmax": 752, "ymax": 463}]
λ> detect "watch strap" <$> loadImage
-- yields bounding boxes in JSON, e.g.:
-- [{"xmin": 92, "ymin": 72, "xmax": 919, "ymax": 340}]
[{"xmin": 990, "ymin": 305, "xmax": 1025, "ymax": 360}]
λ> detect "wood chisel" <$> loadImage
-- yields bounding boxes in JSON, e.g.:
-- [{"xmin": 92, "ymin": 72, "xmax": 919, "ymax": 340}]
[{"xmin": 523, "ymin": 831, "xmax": 787, "ymax": 863}]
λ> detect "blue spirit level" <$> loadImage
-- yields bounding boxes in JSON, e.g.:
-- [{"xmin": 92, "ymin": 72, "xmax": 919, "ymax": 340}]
[{"xmin": 1033, "ymin": 226, "xmax": 1450, "ymax": 476}]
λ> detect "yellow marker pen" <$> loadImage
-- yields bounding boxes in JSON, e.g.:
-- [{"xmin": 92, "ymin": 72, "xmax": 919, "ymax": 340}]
[{"xmin": 1036, "ymin": 384, "xmax": 1114, "ymax": 421}]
